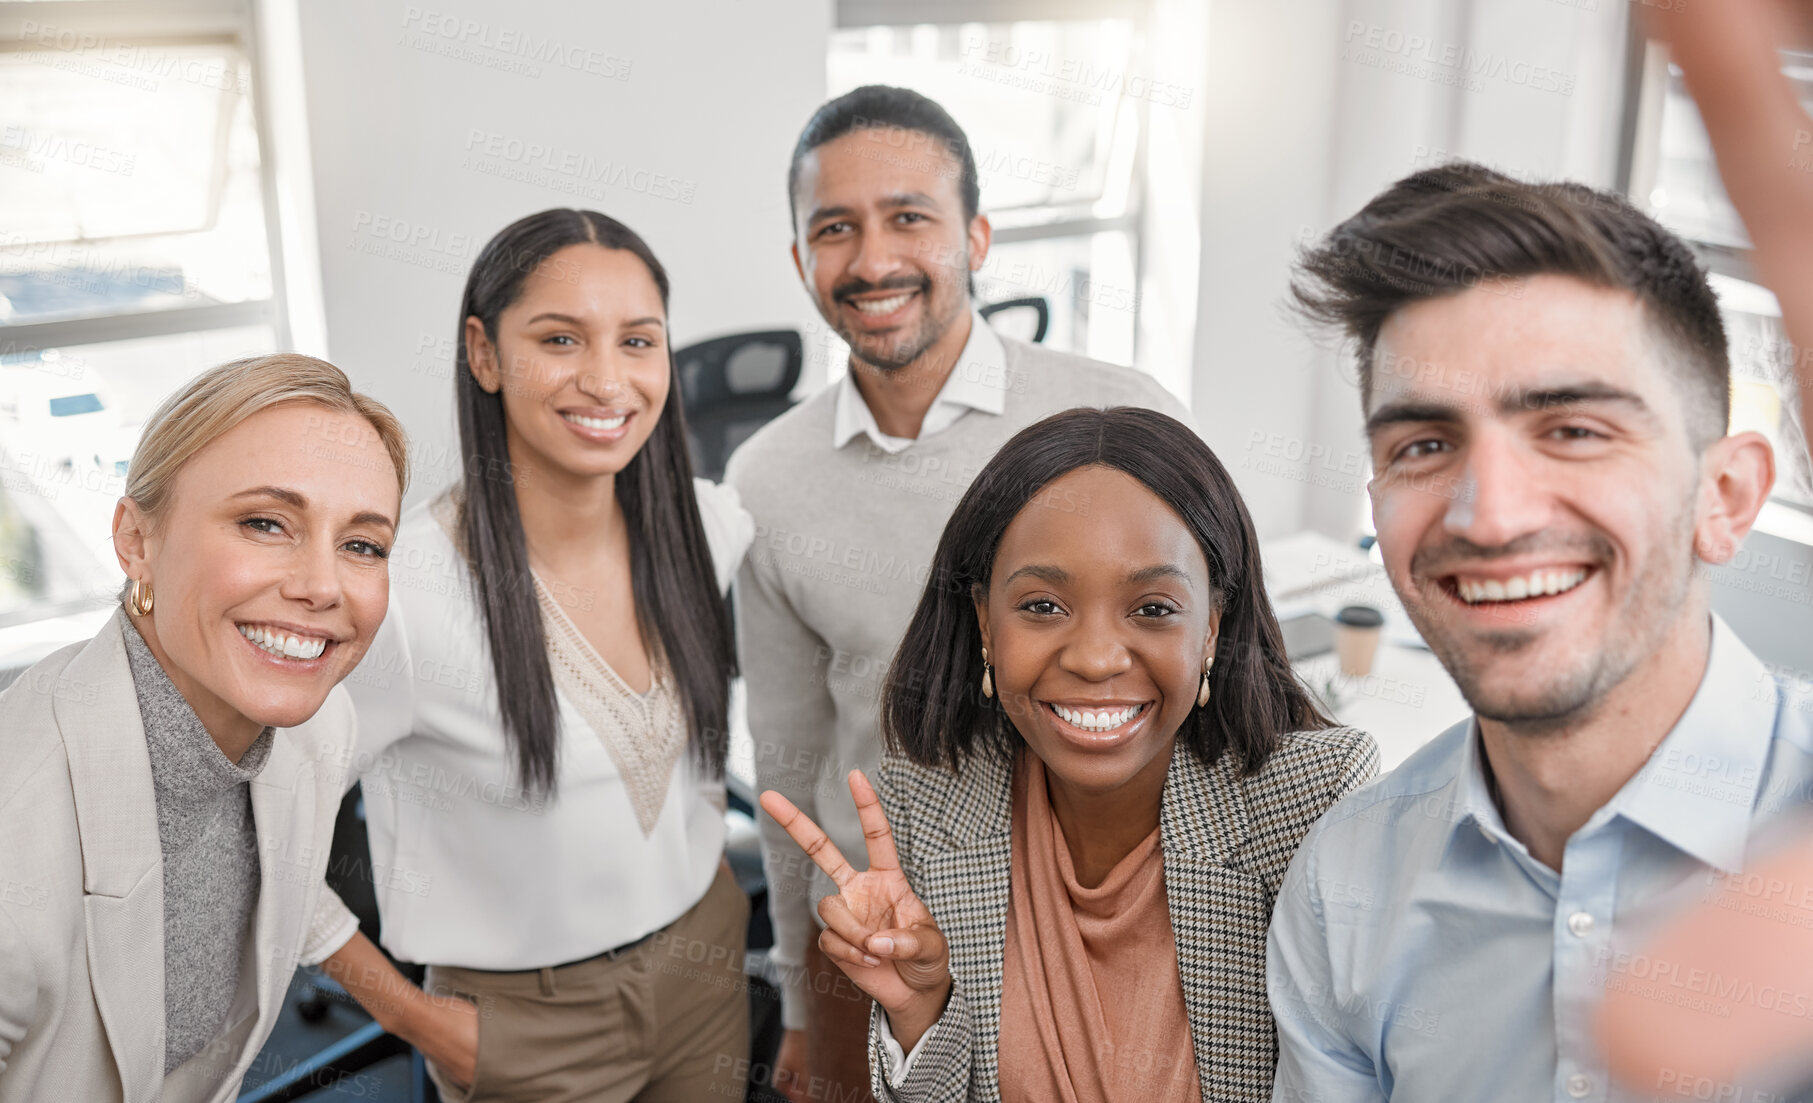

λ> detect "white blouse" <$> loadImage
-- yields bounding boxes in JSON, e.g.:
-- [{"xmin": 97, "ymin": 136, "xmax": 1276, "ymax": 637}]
[{"xmin": 331, "ymin": 478, "xmax": 754, "ymax": 971}]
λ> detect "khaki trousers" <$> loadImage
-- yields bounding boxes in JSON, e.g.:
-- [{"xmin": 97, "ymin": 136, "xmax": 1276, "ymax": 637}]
[{"xmin": 424, "ymin": 865, "xmax": 751, "ymax": 1102}]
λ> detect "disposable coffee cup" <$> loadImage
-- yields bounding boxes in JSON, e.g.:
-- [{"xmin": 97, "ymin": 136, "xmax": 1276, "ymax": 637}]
[{"xmin": 1333, "ymin": 605, "xmax": 1385, "ymax": 678}]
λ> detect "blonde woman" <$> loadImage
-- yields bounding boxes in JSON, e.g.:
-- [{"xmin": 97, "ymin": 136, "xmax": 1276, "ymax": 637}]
[{"xmin": 0, "ymin": 355, "xmax": 408, "ymax": 1103}]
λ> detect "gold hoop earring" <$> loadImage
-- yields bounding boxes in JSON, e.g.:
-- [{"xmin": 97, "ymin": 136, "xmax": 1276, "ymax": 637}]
[
  {"xmin": 980, "ymin": 646, "xmax": 994, "ymax": 699},
  {"xmin": 1196, "ymin": 656, "xmax": 1213, "ymax": 708},
  {"xmin": 128, "ymin": 579, "xmax": 155, "ymax": 617}
]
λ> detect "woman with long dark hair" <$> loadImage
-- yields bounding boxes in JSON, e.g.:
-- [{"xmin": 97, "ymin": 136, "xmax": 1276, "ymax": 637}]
[
  {"xmin": 762, "ymin": 407, "xmax": 1379, "ymax": 1101},
  {"xmin": 324, "ymin": 208, "xmax": 753, "ymax": 1101}
]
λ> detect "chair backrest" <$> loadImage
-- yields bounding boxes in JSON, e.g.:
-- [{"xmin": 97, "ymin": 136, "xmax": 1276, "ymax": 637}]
[
  {"xmin": 673, "ymin": 330, "xmax": 803, "ymax": 481},
  {"xmin": 978, "ymin": 296, "xmax": 1050, "ymax": 344}
]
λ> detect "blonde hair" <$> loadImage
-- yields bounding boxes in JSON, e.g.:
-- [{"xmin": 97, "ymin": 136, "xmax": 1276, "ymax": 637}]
[{"xmin": 125, "ymin": 353, "xmax": 409, "ymax": 527}]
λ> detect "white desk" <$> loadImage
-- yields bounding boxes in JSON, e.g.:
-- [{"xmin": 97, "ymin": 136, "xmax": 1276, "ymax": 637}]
[
  {"xmin": 1265, "ymin": 530, "xmax": 1471, "ymax": 771},
  {"xmin": 1293, "ymin": 646, "xmax": 1469, "ymax": 770}
]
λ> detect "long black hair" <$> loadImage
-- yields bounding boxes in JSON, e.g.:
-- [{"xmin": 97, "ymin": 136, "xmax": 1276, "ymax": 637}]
[
  {"xmin": 454, "ymin": 208, "xmax": 734, "ymax": 796},
  {"xmin": 881, "ymin": 406, "xmax": 1332, "ymax": 777}
]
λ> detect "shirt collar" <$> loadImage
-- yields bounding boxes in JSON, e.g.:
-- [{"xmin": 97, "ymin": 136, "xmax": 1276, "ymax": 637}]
[
  {"xmin": 1454, "ymin": 717, "xmax": 1513, "ymax": 841},
  {"xmin": 831, "ymin": 309, "xmax": 1008, "ymax": 452},
  {"xmin": 1450, "ymin": 614, "xmax": 1775, "ymax": 874},
  {"xmin": 1610, "ymin": 614, "xmax": 1775, "ymax": 873}
]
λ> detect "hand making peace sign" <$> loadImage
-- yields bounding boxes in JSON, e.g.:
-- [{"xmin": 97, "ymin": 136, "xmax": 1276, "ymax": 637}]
[{"xmin": 760, "ymin": 770, "xmax": 953, "ymax": 1052}]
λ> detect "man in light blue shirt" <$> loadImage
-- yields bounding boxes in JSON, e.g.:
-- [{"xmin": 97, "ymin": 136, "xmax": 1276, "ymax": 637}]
[{"xmin": 1270, "ymin": 161, "xmax": 1805, "ymax": 1102}]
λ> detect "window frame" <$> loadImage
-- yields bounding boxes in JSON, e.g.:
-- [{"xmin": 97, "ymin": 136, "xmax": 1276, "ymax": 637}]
[
  {"xmin": 0, "ymin": 0, "xmax": 290, "ymax": 629},
  {"xmin": 0, "ymin": 0, "xmax": 293, "ymax": 353},
  {"xmin": 1619, "ymin": 21, "xmax": 1813, "ymax": 518}
]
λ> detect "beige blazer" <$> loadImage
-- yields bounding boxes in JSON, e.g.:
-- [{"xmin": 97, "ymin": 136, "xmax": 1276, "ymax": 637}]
[{"xmin": 0, "ymin": 610, "xmax": 361, "ymax": 1103}]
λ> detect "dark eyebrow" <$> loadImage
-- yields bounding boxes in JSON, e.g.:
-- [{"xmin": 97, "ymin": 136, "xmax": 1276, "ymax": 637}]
[
  {"xmin": 1001, "ymin": 564, "xmax": 1193, "ymax": 588},
  {"xmin": 1004, "ymin": 564, "xmax": 1070, "ymax": 586},
  {"xmin": 807, "ymin": 204, "xmax": 855, "ymax": 227},
  {"xmin": 1500, "ymin": 383, "xmax": 1652, "ymax": 419},
  {"xmin": 525, "ymin": 311, "xmax": 663, "ymax": 330},
  {"xmin": 807, "ymin": 193, "xmax": 940, "ymax": 228},
  {"xmin": 1127, "ymin": 564, "xmax": 1193, "ymax": 588},
  {"xmin": 1365, "ymin": 401, "xmax": 1464, "ymax": 436},
  {"xmin": 1365, "ymin": 381, "xmax": 1657, "ymax": 436}
]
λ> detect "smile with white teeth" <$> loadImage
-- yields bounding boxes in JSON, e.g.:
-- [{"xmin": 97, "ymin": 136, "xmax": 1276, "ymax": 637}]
[
  {"xmin": 562, "ymin": 411, "xmax": 628, "ymax": 431},
  {"xmin": 1050, "ymin": 702, "xmax": 1147, "ymax": 732},
  {"xmin": 850, "ymin": 292, "xmax": 914, "ymax": 316},
  {"xmin": 238, "ymin": 624, "xmax": 328, "ymax": 660},
  {"xmin": 1453, "ymin": 567, "xmax": 1589, "ymax": 605}
]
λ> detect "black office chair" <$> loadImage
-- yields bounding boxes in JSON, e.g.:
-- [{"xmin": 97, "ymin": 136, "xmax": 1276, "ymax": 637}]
[
  {"xmin": 674, "ymin": 330, "xmax": 803, "ymax": 482},
  {"xmin": 978, "ymin": 295, "xmax": 1050, "ymax": 344}
]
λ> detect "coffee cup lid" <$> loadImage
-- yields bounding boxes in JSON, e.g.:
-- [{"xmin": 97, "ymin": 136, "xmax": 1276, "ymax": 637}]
[{"xmin": 1334, "ymin": 605, "xmax": 1385, "ymax": 628}]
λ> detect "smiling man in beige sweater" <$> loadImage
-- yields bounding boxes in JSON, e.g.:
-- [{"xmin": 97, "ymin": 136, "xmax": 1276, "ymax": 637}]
[{"xmin": 726, "ymin": 84, "xmax": 1191, "ymax": 1103}]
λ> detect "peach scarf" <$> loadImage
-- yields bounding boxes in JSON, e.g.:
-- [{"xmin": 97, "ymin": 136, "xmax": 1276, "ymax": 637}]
[{"xmin": 997, "ymin": 750, "xmax": 1201, "ymax": 1103}]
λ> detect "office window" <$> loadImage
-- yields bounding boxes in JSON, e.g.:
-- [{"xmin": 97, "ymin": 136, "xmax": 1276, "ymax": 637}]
[
  {"xmin": 1627, "ymin": 41, "xmax": 1813, "ymax": 508},
  {"xmin": 826, "ymin": 10, "xmax": 1152, "ymax": 369},
  {"xmin": 0, "ymin": 1, "xmax": 282, "ymax": 625}
]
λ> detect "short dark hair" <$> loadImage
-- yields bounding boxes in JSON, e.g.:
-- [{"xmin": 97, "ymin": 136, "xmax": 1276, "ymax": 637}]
[
  {"xmin": 1291, "ymin": 160, "xmax": 1730, "ymax": 445},
  {"xmin": 881, "ymin": 407, "xmax": 1334, "ymax": 778},
  {"xmin": 787, "ymin": 84, "xmax": 980, "ymax": 229}
]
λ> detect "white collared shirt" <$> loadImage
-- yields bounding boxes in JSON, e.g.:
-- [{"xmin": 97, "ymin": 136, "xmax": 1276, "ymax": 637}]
[
  {"xmin": 338, "ymin": 479, "xmax": 754, "ymax": 970},
  {"xmin": 831, "ymin": 309, "xmax": 1008, "ymax": 453}
]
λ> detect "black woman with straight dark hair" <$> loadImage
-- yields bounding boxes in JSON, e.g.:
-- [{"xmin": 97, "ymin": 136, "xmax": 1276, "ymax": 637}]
[
  {"xmin": 762, "ymin": 407, "xmax": 1379, "ymax": 1102},
  {"xmin": 333, "ymin": 208, "xmax": 754, "ymax": 1101}
]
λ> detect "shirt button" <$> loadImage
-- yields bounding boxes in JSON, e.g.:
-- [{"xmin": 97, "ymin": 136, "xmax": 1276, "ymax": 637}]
[
  {"xmin": 1567, "ymin": 912, "xmax": 1595, "ymax": 937},
  {"xmin": 1567, "ymin": 1073, "xmax": 1592, "ymax": 1098}
]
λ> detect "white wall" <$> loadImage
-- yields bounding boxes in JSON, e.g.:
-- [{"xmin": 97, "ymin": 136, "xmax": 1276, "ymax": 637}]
[
  {"xmin": 290, "ymin": 0, "xmax": 1635, "ymax": 530},
  {"xmin": 295, "ymin": 0, "xmax": 833, "ymax": 506},
  {"xmin": 1187, "ymin": 0, "xmax": 1634, "ymax": 540}
]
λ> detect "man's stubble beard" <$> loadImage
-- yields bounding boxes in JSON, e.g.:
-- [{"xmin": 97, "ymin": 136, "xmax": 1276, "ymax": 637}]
[
  {"xmin": 832, "ymin": 254, "xmax": 971, "ymax": 374},
  {"xmin": 1406, "ymin": 502, "xmax": 1699, "ymax": 738}
]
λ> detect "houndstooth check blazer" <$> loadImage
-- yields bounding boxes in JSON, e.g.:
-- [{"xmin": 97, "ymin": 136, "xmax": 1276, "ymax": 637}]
[{"xmin": 867, "ymin": 725, "xmax": 1380, "ymax": 1103}]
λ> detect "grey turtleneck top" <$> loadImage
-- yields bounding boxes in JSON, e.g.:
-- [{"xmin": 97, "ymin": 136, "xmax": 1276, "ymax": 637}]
[{"xmin": 121, "ymin": 619, "xmax": 275, "ymax": 1074}]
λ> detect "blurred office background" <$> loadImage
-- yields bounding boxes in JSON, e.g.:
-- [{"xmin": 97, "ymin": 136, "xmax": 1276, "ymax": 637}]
[
  {"xmin": 2, "ymin": 0, "xmax": 1810, "ymax": 630},
  {"xmin": 2, "ymin": 1, "xmax": 1812, "ymax": 1098}
]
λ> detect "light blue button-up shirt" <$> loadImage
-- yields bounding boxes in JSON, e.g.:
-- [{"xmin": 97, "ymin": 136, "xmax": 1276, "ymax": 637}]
[{"xmin": 1269, "ymin": 615, "xmax": 1813, "ymax": 1103}]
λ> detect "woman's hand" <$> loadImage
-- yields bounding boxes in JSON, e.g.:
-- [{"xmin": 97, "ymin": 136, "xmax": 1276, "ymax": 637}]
[
  {"xmin": 760, "ymin": 770, "xmax": 952, "ymax": 1053},
  {"xmin": 406, "ymin": 995, "xmax": 480, "ymax": 1091},
  {"xmin": 772, "ymin": 1028, "xmax": 811, "ymax": 1102},
  {"xmin": 321, "ymin": 931, "xmax": 479, "ymax": 1090}
]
